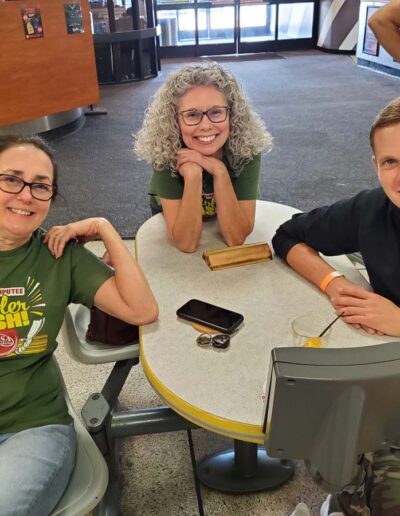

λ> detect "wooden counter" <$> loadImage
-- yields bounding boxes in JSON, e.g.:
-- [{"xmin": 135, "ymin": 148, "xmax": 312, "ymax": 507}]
[{"xmin": 0, "ymin": 0, "xmax": 99, "ymax": 128}]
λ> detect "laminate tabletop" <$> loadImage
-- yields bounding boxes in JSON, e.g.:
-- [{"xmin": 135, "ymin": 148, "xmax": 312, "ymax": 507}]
[{"xmin": 137, "ymin": 201, "xmax": 394, "ymax": 443}]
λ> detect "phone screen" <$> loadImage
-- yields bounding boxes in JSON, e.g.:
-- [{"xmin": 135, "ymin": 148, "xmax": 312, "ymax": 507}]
[{"xmin": 176, "ymin": 299, "xmax": 244, "ymax": 334}]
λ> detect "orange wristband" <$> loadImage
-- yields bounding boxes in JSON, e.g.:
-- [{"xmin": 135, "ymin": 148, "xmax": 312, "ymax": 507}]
[{"xmin": 319, "ymin": 271, "xmax": 344, "ymax": 292}]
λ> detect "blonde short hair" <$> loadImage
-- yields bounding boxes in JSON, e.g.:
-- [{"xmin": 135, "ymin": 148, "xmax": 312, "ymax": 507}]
[{"xmin": 370, "ymin": 97, "xmax": 400, "ymax": 151}]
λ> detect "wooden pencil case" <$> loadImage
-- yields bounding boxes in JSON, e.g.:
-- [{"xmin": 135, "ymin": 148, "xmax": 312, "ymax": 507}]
[{"xmin": 203, "ymin": 242, "xmax": 272, "ymax": 271}]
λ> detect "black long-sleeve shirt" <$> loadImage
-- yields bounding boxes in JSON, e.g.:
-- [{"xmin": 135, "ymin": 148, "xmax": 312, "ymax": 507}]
[{"xmin": 272, "ymin": 188, "xmax": 400, "ymax": 306}]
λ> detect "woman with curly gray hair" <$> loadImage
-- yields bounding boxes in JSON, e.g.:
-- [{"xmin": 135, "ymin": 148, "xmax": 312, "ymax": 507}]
[{"xmin": 135, "ymin": 62, "xmax": 272, "ymax": 253}]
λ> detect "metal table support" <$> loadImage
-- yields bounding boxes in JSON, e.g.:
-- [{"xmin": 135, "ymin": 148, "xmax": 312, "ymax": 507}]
[{"xmin": 197, "ymin": 440, "xmax": 294, "ymax": 493}]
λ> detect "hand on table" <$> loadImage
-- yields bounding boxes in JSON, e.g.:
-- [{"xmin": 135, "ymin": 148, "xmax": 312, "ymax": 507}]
[
  {"xmin": 325, "ymin": 277, "xmax": 384, "ymax": 335},
  {"xmin": 331, "ymin": 284, "xmax": 400, "ymax": 336},
  {"xmin": 176, "ymin": 149, "xmax": 228, "ymax": 177},
  {"xmin": 44, "ymin": 217, "xmax": 111, "ymax": 259}
]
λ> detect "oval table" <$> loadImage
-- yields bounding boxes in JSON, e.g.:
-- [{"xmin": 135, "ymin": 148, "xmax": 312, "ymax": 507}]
[{"xmin": 136, "ymin": 200, "xmax": 394, "ymax": 492}]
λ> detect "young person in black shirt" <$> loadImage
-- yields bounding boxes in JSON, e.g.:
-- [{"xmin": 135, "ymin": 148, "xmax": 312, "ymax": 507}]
[
  {"xmin": 273, "ymin": 98, "xmax": 400, "ymax": 514},
  {"xmin": 273, "ymin": 97, "xmax": 400, "ymax": 338}
]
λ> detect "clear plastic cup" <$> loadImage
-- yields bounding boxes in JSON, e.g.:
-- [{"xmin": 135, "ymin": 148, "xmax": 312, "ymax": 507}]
[{"xmin": 291, "ymin": 311, "xmax": 334, "ymax": 348}]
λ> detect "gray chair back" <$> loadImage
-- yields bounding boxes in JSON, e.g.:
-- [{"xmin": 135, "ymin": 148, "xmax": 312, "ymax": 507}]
[{"xmin": 264, "ymin": 342, "xmax": 400, "ymax": 492}]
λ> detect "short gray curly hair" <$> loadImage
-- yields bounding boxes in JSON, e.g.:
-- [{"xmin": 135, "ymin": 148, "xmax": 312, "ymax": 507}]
[{"xmin": 134, "ymin": 62, "xmax": 272, "ymax": 176}]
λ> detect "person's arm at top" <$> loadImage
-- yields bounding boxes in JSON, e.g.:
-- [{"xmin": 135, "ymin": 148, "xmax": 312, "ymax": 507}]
[
  {"xmin": 44, "ymin": 218, "xmax": 158, "ymax": 325},
  {"xmin": 161, "ymin": 161, "xmax": 203, "ymax": 253},
  {"xmin": 176, "ymin": 149, "xmax": 255, "ymax": 246},
  {"xmin": 368, "ymin": 0, "xmax": 400, "ymax": 62}
]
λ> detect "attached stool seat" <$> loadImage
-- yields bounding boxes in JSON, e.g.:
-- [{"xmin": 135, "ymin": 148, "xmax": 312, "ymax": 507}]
[
  {"xmin": 51, "ymin": 359, "xmax": 108, "ymax": 515},
  {"xmin": 60, "ymin": 305, "xmax": 139, "ymax": 364},
  {"xmin": 59, "ymin": 305, "xmax": 194, "ymax": 515}
]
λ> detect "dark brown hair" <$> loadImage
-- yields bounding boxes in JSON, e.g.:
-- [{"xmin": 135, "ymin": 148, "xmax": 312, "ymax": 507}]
[{"xmin": 0, "ymin": 134, "xmax": 58, "ymax": 198}]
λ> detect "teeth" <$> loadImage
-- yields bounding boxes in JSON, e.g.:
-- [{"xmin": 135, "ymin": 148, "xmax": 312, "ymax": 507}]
[
  {"xmin": 197, "ymin": 135, "xmax": 216, "ymax": 142},
  {"xmin": 9, "ymin": 208, "xmax": 32, "ymax": 216}
]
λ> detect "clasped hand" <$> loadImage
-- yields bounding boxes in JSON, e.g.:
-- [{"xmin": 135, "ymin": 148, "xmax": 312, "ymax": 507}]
[
  {"xmin": 44, "ymin": 217, "xmax": 110, "ymax": 259},
  {"xmin": 176, "ymin": 149, "xmax": 228, "ymax": 177},
  {"xmin": 331, "ymin": 284, "xmax": 400, "ymax": 336}
]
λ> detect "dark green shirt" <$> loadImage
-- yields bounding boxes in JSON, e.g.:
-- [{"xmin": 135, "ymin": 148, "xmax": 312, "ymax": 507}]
[
  {"xmin": 149, "ymin": 154, "xmax": 261, "ymax": 217},
  {"xmin": 0, "ymin": 230, "xmax": 112, "ymax": 434}
]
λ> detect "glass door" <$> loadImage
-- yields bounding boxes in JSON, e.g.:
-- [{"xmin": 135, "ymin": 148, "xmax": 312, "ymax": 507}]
[
  {"xmin": 157, "ymin": 0, "xmax": 237, "ymax": 57},
  {"xmin": 198, "ymin": 3, "xmax": 236, "ymax": 54},
  {"xmin": 157, "ymin": 0, "xmax": 315, "ymax": 57},
  {"xmin": 238, "ymin": 0, "xmax": 315, "ymax": 53}
]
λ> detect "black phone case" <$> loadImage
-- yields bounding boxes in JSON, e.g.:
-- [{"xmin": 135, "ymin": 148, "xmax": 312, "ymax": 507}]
[{"xmin": 176, "ymin": 299, "xmax": 243, "ymax": 334}]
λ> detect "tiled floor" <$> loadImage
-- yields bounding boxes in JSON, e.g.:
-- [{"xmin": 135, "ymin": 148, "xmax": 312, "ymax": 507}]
[
  {"xmin": 57, "ymin": 342, "xmax": 326, "ymax": 516},
  {"xmin": 57, "ymin": 240, "xmax": 326, "ymax": 516}
]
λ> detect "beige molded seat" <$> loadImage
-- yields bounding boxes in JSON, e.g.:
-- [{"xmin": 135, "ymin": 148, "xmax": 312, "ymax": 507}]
[
  {"xmin": 56, "ymin": 306, "xmax": 140, "ymax": 515},
  {"xmin": 58, "ymin": 305, "xmax": 192, "ymax": 515},
  {"xmin": 51, "ymin": 359, "xmax": 108, "ymax": 516},
  {"xmin": 60, "ymin": 305, "xmax": 139, "ymax": 364}
]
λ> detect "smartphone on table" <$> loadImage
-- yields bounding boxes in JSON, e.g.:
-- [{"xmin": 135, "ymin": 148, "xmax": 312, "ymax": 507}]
[{"xmin": 176, "ymin": 299, "xmax": 244, "ymax": 334}]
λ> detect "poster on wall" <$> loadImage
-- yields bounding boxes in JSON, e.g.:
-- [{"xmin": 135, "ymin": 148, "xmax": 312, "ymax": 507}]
[
  {"xmin": 363, "ymin": 6, "xmax": 380, "ymax": 56},
  {"xmin": 21, "ymin": 8, "xmax": 44, "ymax": 39},
  {"xmin": 64, "ymin": 3, "xmax": 84, "ymax": 34}
]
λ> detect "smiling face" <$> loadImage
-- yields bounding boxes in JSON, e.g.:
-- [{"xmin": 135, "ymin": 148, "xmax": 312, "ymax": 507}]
[
  {"xmin": 372, "ymin": 123, "xmax": 400, "ymax": 208},
  {"xmin": 177, "ymin": 85, "xmax": 230, "ymax": 158},
  {"xmin": 0, "ymin": 145, "xmax": 54, "ymax": 248}
]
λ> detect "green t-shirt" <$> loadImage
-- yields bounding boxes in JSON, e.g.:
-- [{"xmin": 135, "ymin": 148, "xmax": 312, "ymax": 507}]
[
  {"xmin": 0, "ymin": 229, "xmax": 112, "ymax": 434},
  {"xmin": 149, "ymin": 153, "xmax": 261, "ymax": 217}
]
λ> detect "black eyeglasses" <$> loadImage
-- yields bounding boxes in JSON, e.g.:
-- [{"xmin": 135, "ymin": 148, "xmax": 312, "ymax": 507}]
[
  {"xmin": 196, "ymin": 333, "xmax": 230, "ymax": 349},
  {"xmin": 0, "ymin": 173, "xmax": 56, "ymax": 201},
  {"xmin": 179, "ymin": 106, "xmax": 230, "ymax": 126}
]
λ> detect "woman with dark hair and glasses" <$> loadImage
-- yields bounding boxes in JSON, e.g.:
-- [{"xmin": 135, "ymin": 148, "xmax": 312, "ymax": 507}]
[
  {"xmin": 135, "ymin": 62, "xmax": 272, "ymax": 252},
  {"xmin": 0, "ymin": 135, "xmax": 158, "ymax": 516}
]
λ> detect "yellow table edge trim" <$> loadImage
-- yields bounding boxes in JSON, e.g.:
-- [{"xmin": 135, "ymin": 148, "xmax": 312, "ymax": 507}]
[{"xmin": 140, "ymin": 347, "xmax": 265, "ymax": 444}]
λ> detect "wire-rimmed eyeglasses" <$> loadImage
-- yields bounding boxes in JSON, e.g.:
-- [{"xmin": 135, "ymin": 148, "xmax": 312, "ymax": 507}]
[
  {"xmin": 0, "ymin": 173, "xmax": 57, "ymax": 201},
  {"xmin": 196, "ymin": 333, "xmax": 230, "ymax": 349},
  {"xmin": 179, "ymin": 106, "xmax": 230, "ymax": 126}
]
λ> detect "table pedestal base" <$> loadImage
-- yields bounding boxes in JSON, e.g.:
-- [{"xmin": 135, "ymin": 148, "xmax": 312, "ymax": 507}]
[{"xmin": 197, "ymin": 441, "xmax": 294, "ymax": 493}]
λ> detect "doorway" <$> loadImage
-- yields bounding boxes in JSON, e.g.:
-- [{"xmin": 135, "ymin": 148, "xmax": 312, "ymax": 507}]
[{"xmin": 157, "ymin": 0, "xmax": 316, "ymax": 58}]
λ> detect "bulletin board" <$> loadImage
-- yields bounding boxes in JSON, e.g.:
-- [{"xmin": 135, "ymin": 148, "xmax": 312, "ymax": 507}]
[{"xmin": 0, "ymin": 0, "xmax": 99, "ymax": 127}]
